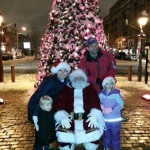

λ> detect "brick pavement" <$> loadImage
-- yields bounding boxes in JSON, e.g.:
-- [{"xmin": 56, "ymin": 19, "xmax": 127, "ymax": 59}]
[
  {"xmin": 117, "ymin": 76, "xmax": 150, "ymax": 150},
  {"xmin": 0, "ymin": 74, "xmax": 150, "ymax": 150}
]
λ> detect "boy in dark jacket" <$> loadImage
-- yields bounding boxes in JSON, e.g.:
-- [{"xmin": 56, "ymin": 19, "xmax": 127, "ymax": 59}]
[{"xmin": 33, "ymin": 95, "xmax": 55, "ymax": 150}]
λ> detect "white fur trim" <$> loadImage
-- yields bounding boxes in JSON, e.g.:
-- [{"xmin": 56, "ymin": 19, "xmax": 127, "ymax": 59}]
[
  {"xmin": 74, "ymin": 89, "xmax": 84, "ymax": 113},
  {"xmin": 69, "ymin": 69, "xmax": 88, "ymax": 82},
  {"xmin": 88, "ymin": 108, "xmax": 105, "ymax": 129},
  {"xmin": 102, "ymin": 76, "xmax": 115, "ymax": 88},
  {"xmin": 56, "ymin": 123, "xmax": 103, "ymax": 144},
  {"xmin": 56, "ymin": 131, "xmax": 75, "ymax": 143},
  {"xmin": 74, "ymin": 120, "xmax": 103, "ymax": 144},
  {"xmin": 54, "ymin": 110, "xmax": 70, "ymax": 123},
  {"xmin": 83, "ymin": 143, "xmax": 99, "ymax": 150},
  {"xmin": 59, "ymin": 144, "xmax": 75, "ymax": 150},
  {"xmin": 51, "ymin": 62, "xmax": 71, "ymax": 74},
  {"xmin": 75, "ymin": 128, "xmax": 103, "ymax": 144}
]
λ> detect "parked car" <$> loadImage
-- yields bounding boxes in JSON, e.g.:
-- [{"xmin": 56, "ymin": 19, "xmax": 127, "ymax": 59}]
[
  {"xmin": 16, "ymin": 53, "xmax": 25, "ymax": 59},
  {"xmin": 116, "ymin": 52, "xmax": 126, "ymax": 60},
  {"xmin": 130, "ymin": 54, "xmax": 138, "ymax": 61},
  {"xmin": 113, "ymin": 52, "xmax": 119, "ymax": 59},
  {"xmin": 2, "ymin": 53, "xmax": 13, "ymax": 61}
]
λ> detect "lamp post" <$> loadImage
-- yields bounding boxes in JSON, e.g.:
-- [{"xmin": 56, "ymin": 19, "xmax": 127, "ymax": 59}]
[
  {"xmin": 145, "ymin": 46, "xmax": 149, "ymax": 84},
  {"xmin": 137, "ymin": 11, "xmax": 148, "ymax": 82},
  {"xmin": 0, "ymin": 13, "xmax": 4, "ymax": 82}
]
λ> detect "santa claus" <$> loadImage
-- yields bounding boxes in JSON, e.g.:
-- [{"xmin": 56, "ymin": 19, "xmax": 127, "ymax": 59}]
[{"xmin": 53, "ymin": 69, "xmax": 105, "ymax": 150}]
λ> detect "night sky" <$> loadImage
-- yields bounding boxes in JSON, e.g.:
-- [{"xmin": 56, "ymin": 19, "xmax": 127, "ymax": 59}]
[{"xmin": 0, "ymin": 0, "xmax": 117, "ymax": 33}]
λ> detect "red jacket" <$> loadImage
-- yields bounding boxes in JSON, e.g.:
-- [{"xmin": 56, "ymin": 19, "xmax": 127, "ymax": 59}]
[{"xmin": 79, "ymin": 50, "xmax": 116, "ymax": 94}]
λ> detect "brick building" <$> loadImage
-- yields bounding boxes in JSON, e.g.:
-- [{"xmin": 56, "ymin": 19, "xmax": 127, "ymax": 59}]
[
  {"xmin": 104, "ymin": 0, "xmax": 150, "ymax": 53},
  {"xmin": 0, "ymin": 23, "xmax": 28, "ymax": 55},
  {"xmin": 2, "ymin": 23, "xmax": 16, "ymax": 53}
]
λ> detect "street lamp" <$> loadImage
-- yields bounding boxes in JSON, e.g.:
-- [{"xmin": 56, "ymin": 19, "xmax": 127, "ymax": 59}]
[
  {"xmin": 145, "ymin": 45, "xmax": 149, "ymax": 84},
  {"xmin": 137, "ymin": 11, "xmax": 148, "ymax": 82},
  {"xmin": 0, "ymin": 13, "xmax": 4, "ymax": 82}
]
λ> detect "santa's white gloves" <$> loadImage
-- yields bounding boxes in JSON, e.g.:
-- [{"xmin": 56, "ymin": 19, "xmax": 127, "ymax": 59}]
[
  {"xmin": 32, "ymin": 116, "xmax": 39, "ymax": 131},
  {"xmin": 86, "ymin": 116, "xmax": 98, "ymax": 128},
  {"xmin": 61, "ymin": 118, "xmax": 72, "ymax": 129}
]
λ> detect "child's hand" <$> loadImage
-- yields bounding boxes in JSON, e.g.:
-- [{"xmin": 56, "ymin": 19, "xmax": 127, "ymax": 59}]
[
  {"xmin": 101, "ymin": 105, "xmax": 106, "ymax": 114},
  {"xmin": 32, "ymin": 116, "xmax": 39, "ymax": 131},
  {"xmin": 104, "ymin": 108, "xmax": 112, "ymax": 114},
  {"xmin": 101, "ymin": 104, "xmax": 105, "ymax": 110},
  {"xmin": 101, "ymin": 106, "xmax": 112, "ymax": 114},
  {"xmin": 34, "ymin": 123, "xmax": 39, "ymax": 131}
]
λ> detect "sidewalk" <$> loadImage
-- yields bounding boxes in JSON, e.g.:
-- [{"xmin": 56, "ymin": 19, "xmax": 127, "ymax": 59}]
[
  {"xmin": 3, "ymin": 56, "xmax": 38, "ymax": 73},
  {"xmin": 0, "ymin": 58, "xmax": 150, "ymax": 150},
  {"xmin": 116, "ymin": 76, "xmax": 150, "ymax": 150}
]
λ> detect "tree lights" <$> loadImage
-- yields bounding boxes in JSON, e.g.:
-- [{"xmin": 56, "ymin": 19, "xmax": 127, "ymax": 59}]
[{"xmin": 35, "ymin": 0, "xmax": 106, "ymax": 87}]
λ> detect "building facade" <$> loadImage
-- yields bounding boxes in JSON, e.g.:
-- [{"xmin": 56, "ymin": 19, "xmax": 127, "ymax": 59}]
[
  {"xmin": 0, "ymin": 23, "xmax": 29, "ymax": 55},
  {"xmin": 104, "ymin": 0, "xmax": 150, "ymax": 53},
  {"xmin": 2, "ymin": 23, "xmax": 16, "ymax": 53}
]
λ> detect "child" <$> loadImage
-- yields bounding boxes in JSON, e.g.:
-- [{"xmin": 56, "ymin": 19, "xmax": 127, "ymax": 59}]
[
  {"xmin": 99, "ymin": 76, "xmax": 124, "ymax": 150},
  {"xmin": 32, "ymin": 95, "xmax": 56, "ymax": 150}
]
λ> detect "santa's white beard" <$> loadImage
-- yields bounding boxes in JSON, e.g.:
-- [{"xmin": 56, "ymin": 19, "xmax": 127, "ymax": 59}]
[{"xmin": 72, "ymin": 81, "xmax": 88, "ymax": 89}]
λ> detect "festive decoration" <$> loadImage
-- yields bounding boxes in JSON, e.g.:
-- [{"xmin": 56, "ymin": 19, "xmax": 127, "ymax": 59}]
[
  {"xmin": 35, "ymin": 0, "xmax": 106, "ymax": 87},
  {"xmin": 51, "ymin": 61, "xmax": 71, "ymax": 74}
]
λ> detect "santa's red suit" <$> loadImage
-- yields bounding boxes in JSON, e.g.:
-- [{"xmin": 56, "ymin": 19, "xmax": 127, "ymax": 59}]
[{"xmin": 53, "ymin": 83, "xmax": 105, "ymax": 150}]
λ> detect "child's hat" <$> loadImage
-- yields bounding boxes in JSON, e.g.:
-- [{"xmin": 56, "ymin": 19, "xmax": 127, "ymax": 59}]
[
  {"xmin": 51, "ymin": 61, "xmax": 71, "ymax": 74},
  {"xmin": 102, "ymin": 76, "xmax": 115, "ymax": 88}
]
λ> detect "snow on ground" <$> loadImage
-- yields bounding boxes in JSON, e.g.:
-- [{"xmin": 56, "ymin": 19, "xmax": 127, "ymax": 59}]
[
  {"xmin": 0, "ymin": 73, "xmax": 150, "ymax": 107},
  {"xmin": 0, "ymin": 73, "xmax": 36, "ymax": 106}
]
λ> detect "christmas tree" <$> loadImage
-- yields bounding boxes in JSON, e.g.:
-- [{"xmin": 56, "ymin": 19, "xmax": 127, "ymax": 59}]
[{"xmin": 35, "ymin": 0, "xmax": 106, "ymax": 87}]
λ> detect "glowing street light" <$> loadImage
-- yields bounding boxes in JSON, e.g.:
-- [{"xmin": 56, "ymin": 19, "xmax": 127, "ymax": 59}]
[
  {"xmin": 137, "ymin": 10, "xmax": 149, "ymax": 82},
  {"xmin": 22, "ymin": 27, "xmax": 26, "ymax": 31},
  {"xmin": 138, "ymin": 16, "xmax": 148, "ymax": 28},
  {"xmin": 0, "ymin": 14, "xmax": 3, "ymax": 24}
]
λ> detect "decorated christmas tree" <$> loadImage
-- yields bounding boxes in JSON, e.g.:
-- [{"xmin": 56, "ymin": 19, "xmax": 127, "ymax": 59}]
[{"xmin": 35, "ymin": 0, "xmax": 106, "ymax": 87}]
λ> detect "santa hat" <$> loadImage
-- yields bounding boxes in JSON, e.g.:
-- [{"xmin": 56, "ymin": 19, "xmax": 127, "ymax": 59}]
[
  {"xmin": 51, "ymin": 61, "xmax": 71, "ymax": 74},
  {"xmin": 69, "ymin": 69, "xmax": 87, "ymax": 82},
  {"xmin": 102, "ymin": 76, "xmax": 115, "ymax": 88},
  {"xmin": 86, "ymin": 37, "xmax": 98, "ymax": 46}
]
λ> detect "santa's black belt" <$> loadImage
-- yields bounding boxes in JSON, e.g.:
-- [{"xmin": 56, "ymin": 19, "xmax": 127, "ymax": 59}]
[{"xmin": 70, "ymin": 112, "xmax": 88, "ymax": 120}]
